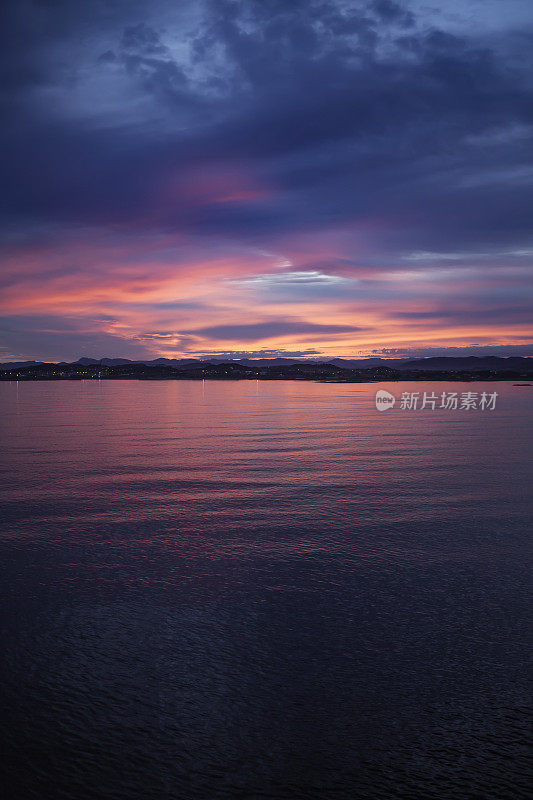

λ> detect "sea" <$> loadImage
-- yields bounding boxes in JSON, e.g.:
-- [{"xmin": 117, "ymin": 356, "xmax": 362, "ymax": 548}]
[{"xmin": 0, "ymin": 379, "xmax": 531, "ymax": 799}]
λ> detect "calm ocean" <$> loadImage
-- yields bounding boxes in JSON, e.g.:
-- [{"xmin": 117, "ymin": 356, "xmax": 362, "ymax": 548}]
[{"xmin": 0, "ymin": 380, "xmax": 530, "ymax": 799}]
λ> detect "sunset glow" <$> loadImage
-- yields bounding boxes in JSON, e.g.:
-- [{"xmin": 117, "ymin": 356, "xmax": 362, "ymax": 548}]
[{"xmin": 1, "ymin": 0, "xmax": 532, "ymax": 362}]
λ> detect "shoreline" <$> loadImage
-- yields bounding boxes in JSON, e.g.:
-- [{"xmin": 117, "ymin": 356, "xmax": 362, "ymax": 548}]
[
  {"xmin": 2, "ymin": 359, "xmax": 532, "ymax": 384},
  {"xmin": 1, "ymin": 375, "xmax": 531, "ymax": 384}
]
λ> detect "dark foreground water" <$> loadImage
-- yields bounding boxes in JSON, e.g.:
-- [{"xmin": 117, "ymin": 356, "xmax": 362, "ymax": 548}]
[{"xmin": 0, "ymin": 380, "xmax": 531, "ymax": 800}]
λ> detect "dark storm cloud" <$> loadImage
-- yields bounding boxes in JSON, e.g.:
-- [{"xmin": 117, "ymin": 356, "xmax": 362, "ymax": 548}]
[{"xmin": 0, "ymin": 0, "xmax": 531, "ymax": 255}]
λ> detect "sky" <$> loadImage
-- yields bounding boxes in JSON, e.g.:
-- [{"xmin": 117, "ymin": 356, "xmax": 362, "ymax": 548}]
[{"xmin": 1, "ymin": 0, "xmax": 532, "ymax": 362}]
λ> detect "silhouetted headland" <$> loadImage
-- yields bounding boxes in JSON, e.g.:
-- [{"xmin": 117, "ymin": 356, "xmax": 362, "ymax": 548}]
[{"xmin": 1, "ymin": 356, "xmax": 532, "ymax": 382}]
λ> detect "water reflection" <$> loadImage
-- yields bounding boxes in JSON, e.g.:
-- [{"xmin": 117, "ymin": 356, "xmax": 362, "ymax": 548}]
[{"xmin": 0, "ymin": 381, "xmax": 530, "ymax": 799}]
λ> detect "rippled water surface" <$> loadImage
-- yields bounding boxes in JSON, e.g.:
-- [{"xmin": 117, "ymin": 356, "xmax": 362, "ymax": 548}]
[{"xmin": 0, "ymin": 380, "xmax": 531, "ymax": 799}]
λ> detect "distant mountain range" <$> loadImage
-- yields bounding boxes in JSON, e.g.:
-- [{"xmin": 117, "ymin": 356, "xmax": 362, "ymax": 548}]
[{"xmin": 1, "ymin": 355, "xmax": 532, "ymax": 372}]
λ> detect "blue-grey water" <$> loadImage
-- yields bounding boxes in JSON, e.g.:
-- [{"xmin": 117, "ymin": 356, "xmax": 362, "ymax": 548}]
[{"xmin": 0, "ymin": 380, "xmax": 531, "ymax": 799}]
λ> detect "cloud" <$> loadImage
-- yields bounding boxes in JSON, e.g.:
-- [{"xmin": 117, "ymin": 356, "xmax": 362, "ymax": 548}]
[
  {"xmin": 2, "ymin": 0, "xmax": 532, "ymax": 249},
  {"xmin": 371, "ymin": 343, "xmax": 533, "ymax": 358},
  {"xmin": 197, "ymin": 348, "xmax": 321, "ymax": 359},
  {"xmin": 402, "ymin": 249, "xmax": 533, "ymax": 263},
  {"xmin": 136, "ymin": 331, "xmax": 176, "ymax": 339},
  {"xmin": 0, "ymin": 0, "xmax": 532, "ymax": 359},
  {"xmin": 185, "ymin": 320, "xmax": 366, "ymax": 342},
  {"xmin": 391, "ymin": 304, "xmax": 533, "ymax": 322},
  {"xmin": 230, "ymin": 270, "xmax": 354, "ymax": 287},
  {"xmin": 0, "ymin": 314, "xmax": 156, "ymax": 362}
]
